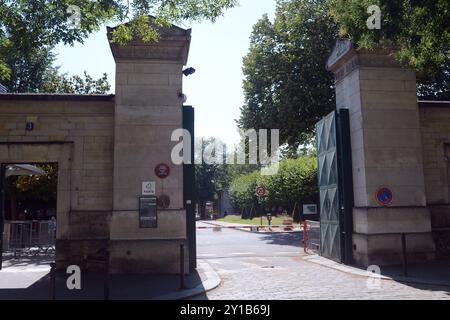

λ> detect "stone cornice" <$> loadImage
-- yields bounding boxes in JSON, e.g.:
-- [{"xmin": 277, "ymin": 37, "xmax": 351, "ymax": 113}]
[
  {"xmin": 107, "ymin": 17, "xmax": 191, "ymax": 65},
  {"xmin": 327, "ymin": 39, "xmax": 405, "ymax": 82}
]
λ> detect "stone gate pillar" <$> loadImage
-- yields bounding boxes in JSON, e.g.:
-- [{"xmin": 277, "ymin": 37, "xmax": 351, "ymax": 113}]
[
  {"xmin": 107, "ymin": 20, "xmax": 191, "ymax": 273},
  {"xmin": 327, "ymin": 40, "xmax": 435, "ymax": 266}
]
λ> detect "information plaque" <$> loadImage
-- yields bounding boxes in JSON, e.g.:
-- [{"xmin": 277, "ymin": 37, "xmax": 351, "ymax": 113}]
[{"xmin": 139, "ymin": 196, "xmax": 157, "ymax": 228}]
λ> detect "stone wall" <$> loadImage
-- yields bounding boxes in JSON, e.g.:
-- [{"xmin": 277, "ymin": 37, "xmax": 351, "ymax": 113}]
[
  {"xmin": 0, "ymin": 20, "xmax": 194, "ymax": 274},
  {"xmin": 0, "ymin": 94, "xmax": 115, "ymax": 265},
  {"xmin": 327, "ymin": 42, "xmax": 435, "ymax": 266},
  {"xmin": 419, "ymin": 101, "xmax": 450, "ymax": 256},
  {"xmin": 107, "ymin": 21, "xmax": 191, "ymax": 274}
]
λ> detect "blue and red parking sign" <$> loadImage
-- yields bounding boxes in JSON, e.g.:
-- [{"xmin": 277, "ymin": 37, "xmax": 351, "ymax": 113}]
[{"xmin": 376, "ymin": 187, "xmax": 393, "ymax": 206}]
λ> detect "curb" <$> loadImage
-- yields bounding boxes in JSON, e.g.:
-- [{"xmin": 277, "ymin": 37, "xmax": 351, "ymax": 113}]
[
  {"xmin": 151, "ymin": 261, "xmax": 221, "ymax": 300},
  {"xmin": 304, "ymin": 254, "xmax": 450, "ymax": 287}
]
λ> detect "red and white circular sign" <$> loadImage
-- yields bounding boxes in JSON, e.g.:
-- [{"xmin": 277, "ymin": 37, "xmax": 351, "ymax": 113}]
[
  {"xmin": 154, "ymin": 163, "xmax": 171, "ymax": 179},
  {"xmin": 256, "ymin": 186, "xmax": 266, "ymax": 197}
]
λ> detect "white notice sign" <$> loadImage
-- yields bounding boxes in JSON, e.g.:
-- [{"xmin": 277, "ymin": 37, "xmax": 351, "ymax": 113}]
[{"xmin": 142, "ymin": 181, "xmax": 156, "ymax": 195}]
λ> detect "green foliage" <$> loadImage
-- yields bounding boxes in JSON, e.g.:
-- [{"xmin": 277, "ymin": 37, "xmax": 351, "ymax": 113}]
[
  {"xmin": 0, "ymin": 0, "xmax": 238, "ymax": 80},
  {"xmin": 239, "ymin": 0, "xmax": 338, "ymax": 152},
  {"xmin": 327, "ymin": 0, "xmax": 450, "ymax": 98},
  {"xmin": 6, "ymin": 164, "xmax": 58, "ymax": 218},
  {"xmin": 195, "ymin": 137, "xmax": 230, "ymax": 217},
  {"xmin": 42, "ymin": 70, "xmax": 111, "ymax": 94},
  {"xmin": 1, "ymin": 35, "xmax": 110, "ymax": 93},
  {"xmin": 229, "ymin": 156, "xmax": 318, "ymax": 215},
  {"xmin": 229, "ymin": 170, "xmax": 260, "ymax": 210}
]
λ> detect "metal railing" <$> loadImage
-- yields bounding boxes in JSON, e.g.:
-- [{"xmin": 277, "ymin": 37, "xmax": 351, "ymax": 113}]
[{"xmin": 3, "ymin": 220, "xmax": 55, "ymax": 255}]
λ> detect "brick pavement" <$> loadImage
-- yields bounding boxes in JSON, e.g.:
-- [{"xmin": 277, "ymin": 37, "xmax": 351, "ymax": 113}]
[{"xmin": 195, "ymin": 255, "xmax": 450, "ymax": 300}]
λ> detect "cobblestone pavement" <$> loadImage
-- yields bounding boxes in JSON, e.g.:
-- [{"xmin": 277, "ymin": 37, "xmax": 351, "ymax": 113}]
[{"xmin": 194, "ymin": 221, "xmax": 450, "ymax": 300}]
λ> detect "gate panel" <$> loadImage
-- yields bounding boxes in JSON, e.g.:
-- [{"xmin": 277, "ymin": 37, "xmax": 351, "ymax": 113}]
[{"xmin": 317, "ymin": 112, "xmax": 342, "ymax": 262}]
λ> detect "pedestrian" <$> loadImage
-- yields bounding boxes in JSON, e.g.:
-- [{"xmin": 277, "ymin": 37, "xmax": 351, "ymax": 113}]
[{"xmin": 48, "ymin": 216, "xmax": 56, "ymax": 239}]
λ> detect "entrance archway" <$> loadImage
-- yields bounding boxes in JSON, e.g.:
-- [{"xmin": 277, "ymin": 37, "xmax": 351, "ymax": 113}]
[{"xmin": 0, "ymin": 142, "xmax": 72, "ymax": 269}]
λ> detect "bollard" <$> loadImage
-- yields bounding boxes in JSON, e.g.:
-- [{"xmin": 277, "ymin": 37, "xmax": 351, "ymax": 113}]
[
  {"xmin": 180, "ymin": 244, "xmax": 186, "ymax": 289},
  {"xmin": 104, "ymin": 251, "xmax": 110, "ymax": 300},
  {"xmin": 303, "ymin": 221, "xmax": 308, "ymax": 253},
  {"xmin": 49, "ymin": 262, "xmax": 56, "ymax": 300},
  {"xmin": 401, "ymin": 233, "xmax": 408, "ymax": 277}
]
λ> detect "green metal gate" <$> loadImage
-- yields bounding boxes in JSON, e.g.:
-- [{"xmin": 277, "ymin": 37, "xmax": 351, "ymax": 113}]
[{"xmin": 316, "ymin": 109, "xmax": 353, "ymax": 264}]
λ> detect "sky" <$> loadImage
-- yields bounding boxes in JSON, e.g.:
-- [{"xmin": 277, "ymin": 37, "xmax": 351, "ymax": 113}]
[{"xmin": 54, "ymin": 0, "xmax": 277, "ymax": 148}]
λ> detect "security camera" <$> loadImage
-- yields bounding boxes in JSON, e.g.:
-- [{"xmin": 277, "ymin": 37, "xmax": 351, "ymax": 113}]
[{"xmin": 183, "ymin": 67, "xmax": 196, "ymax": 76}]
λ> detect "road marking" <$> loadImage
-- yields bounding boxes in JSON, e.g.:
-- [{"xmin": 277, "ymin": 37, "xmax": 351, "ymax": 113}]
[
  {"xmin": 198, "ymin": 254, "xmax": 218, "ymax": 257},
  {"xmin": 231, "ymin": 252, "xmax": 255, "ymax": 255},
  {"xmin": 0, "ymin": 267, "xmax": 50, "ymax": 273}
]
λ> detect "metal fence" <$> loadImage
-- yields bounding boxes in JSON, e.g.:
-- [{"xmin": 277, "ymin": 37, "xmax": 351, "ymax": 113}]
[{"xmin": 2, "ymin": 220, "xmax": 55, "ymax": 255}]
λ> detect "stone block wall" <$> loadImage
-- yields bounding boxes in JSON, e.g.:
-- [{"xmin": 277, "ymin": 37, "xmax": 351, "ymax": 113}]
[
  {"xmin": 107, "ymin": 22, "xmax": 191, "ymax": 274},
  {"xmin": 419, "ymin": 101, "xmax": 450, "ymax": 256},
  {"xmin": 0, "ymin": 94, "xmax": 115, "ymax": 265},
  {"xmin": 327, "ymin": 42, "xmax": 436, "ymax": 266}
]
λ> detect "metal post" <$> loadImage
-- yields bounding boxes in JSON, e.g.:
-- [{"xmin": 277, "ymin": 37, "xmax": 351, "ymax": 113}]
[
  {"xmin": 49, "ymin": 262, "xmax": 56, "ymax": 300},
  {"xmin": 303, "ymin": 221, "xmax": 308, "ymax": 253},
  {"xmin": 180, "ymin": 244, "xmax": 186, "ymax": 289},
  {"xmin": 104, "ymin": 251, "xmax": 110, "ymax": 300},
  {"xmin": 401, "ymin": 233, "xmax": 408, "ymax": 277}
]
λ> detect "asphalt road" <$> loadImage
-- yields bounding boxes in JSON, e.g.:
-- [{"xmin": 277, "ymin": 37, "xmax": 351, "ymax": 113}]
[
  {"xmin": 194, "ymin": 221, "xmax": 450, "ymax": 300},
  {"xmin": 196, "ymin": 221, "xmax": 305, "ymax": 260}
]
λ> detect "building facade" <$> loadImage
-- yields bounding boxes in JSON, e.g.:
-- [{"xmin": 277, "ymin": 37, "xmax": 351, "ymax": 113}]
[
  {"xmin": 0, "ymin": 21, "xmax": 195, "ymax": 274},
  {"xmin": 326, "ymin": 40, "xmax": 450, "ymax": 266}
]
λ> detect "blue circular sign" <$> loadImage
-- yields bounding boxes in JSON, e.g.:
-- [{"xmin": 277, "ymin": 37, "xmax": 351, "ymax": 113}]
[{"xmin": 376, "ymin": 187, "xmax": 393, "ymax": 206}]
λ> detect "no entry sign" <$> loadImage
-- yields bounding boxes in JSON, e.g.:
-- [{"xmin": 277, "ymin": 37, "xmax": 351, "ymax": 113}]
[
  {"xmin": 376, "ymin": 187, "xmax": 393, "ymax": 206},
  {"xmin": 154, "ymin": 163, "xmax": 170, "ymax": 179},
  {"xmin": 256, "ymin": 186, "xmax": 266, "ymax": 197}
]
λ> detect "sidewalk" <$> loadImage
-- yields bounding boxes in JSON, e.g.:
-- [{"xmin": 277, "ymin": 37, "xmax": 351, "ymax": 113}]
[
  {"xmin": 304, "ymin": 254, "xmax": 450, "ymax": 287},
  {"xmin": 0, "ymin": 253, "xmax": 220, "ymax": 300}
]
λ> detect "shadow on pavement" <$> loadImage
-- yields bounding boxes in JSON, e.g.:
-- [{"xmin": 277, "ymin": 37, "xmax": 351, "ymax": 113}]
[
  {"xmin": 259, "ymin": 228, "xmax": 320, "ymax": 248},
  {"xmin": 0, "ymin": 269, "xmax": 205, "ymax": 300}
]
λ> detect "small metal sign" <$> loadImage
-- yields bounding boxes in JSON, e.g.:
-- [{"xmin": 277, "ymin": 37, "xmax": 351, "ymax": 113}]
[
  {"xmin": 25, "ymin": 122, "xmax": 34, "ymax": 131},
  {"xmin": 157, "ymin": 194, "xmax": 171, "ymax": 209},
  {"xmin": 256, "ymin": 186, "xmax": 266, "ymax": 197},
  {"xmin": 139, "ymin": 196, "xmax": 157, "ymax": 228},
  {"xmin": 376, "ymin": 187, "xmax": 393, "ymax": 206},
  {"xmin": 154, "ymin": 163, "xmax": 171, "ymax": 179},
  {"xmin": 303, "ymin": 204, "xmax": 318, "ymax": 215},
  {"xmin": 142, "ymin": 181, "xmax": 156, "ymax": 195}
]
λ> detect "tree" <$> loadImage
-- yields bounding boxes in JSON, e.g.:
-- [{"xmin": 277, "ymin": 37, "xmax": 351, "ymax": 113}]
[
  {"xmin": 0, "ymin": 45, "xmax": 55, "ymax": 92},
  {"xmin": 239, "ymin": 0, "xmax": 338, "ymax": 152},
  {"xmin": 327, "ymin": 0, "xmax": 450, "ymax": 100},
  {"xmin": 41, "ymin": 70, "xmax": 111, "ymax": 94},
  {"xmin": 5, "ymin": 164, "xmax": 58, "ymax": 220},
  {"xmin": 1, "ymin": 43, "xmax": 110, "ymax": 93},
  {"xmin": 228, "ymin": 156, "xmax": 318, "ymax": 220},
  {"xmin": 195, "ymin": 137, "xmax": 229, "ymax": 219},
  {"xmin": 0, "ymin": 0, "xmax": 238, "ymax": 80}
]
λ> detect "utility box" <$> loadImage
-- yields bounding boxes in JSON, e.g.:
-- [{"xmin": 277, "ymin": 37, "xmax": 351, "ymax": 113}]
[{"xmin": 139, "ymin": 197, "xmax": 158, "ymax": 228}]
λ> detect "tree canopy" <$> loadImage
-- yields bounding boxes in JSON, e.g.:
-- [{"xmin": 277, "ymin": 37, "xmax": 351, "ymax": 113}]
[
  {"xmin": 0, "ymin": 0, "xmax": 238, "ymax": 80},
  {"xmin": 239, "ymin": 0, "xmax": 338, "ymax": 152},
  {"xmin": 239, "ymin": 0, "xmax": 450, "ymax": 153},
  {"xmin": 229, "ymin": 156, "xmax": 318, "ymax": 219},
  {"xmin": 2, "ymin": 43, "xmax": 110, "ymax": 93},
  {"xmin": 328, "ymin": 0, "xmax": 450, "ymax": 100}
]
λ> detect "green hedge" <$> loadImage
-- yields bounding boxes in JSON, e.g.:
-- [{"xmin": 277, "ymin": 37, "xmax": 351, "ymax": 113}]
[{"xmin": 229, "ymin": 156, "xmax": 318, "ymax": 219}]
